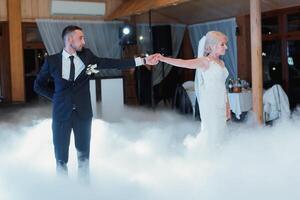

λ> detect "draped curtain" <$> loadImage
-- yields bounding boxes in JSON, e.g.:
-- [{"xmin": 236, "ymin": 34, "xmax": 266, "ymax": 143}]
[
  {"xmin": 136, "ymin": 24, "xmax": 186, "ymax": 86},
  {"xmin": 188, "ymin": 18, "xmax": 238, "ymax": 78}
]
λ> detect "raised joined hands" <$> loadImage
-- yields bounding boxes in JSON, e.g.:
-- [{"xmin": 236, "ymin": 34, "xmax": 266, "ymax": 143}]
[{"xmin": 145, "ymin": 53, "xmax": 160, "ymax": 65}]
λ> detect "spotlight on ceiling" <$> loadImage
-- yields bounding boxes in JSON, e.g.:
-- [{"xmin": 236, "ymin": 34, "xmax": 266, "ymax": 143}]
[
  {"xmin": 122, "ymin": 27, "xmax": 130, "ymax": 35},
  {"xmin": 119, "ymin": 24, "xmax": 136, "ymax": 46}
]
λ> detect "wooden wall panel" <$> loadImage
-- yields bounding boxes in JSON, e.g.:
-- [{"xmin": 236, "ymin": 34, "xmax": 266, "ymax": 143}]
[
  {"xmin": 0, "ymin": 0, "xmax": 7, "ymax": 21},
  {"xmin": 0, "ymin": 22, "xmax": 11, "ymax": 102},
  {"xmin": 22, "ymin": 0, "xmax": 51, "ymax": 21}
]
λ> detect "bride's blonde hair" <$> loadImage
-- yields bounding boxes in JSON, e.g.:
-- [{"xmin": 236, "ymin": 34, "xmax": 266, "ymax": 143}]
[{"xmin": 204, "ymin": 31, "xmax": 227, "ymax": 56}]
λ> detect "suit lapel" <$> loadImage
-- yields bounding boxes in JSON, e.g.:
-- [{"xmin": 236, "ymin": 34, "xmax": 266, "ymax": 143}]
[
  {"xmin": 57, "ymin": 51, "xmax": 69, "ymax": 83},
  {"xmin": 76, "ymin": 49, "xmax": 89, "ymax": 81},
  {"xmin": 58, "ymin": 51, "xmax": 63, "ymax": 79}
]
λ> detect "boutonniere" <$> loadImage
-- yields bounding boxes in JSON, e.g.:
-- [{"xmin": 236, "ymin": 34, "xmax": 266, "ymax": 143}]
[{"xmin": 86, "ymin": 64, "xmax": 100, "ymax": 75}]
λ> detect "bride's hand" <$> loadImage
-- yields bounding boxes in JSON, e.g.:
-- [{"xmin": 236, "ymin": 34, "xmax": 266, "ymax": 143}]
[
  {"xmin": 157, "ymin": 54, "xmax": 166, "ymax": 62},
  {"xmin": 145, "ymin": 53, "xmax": 160, "ymax": 65}
]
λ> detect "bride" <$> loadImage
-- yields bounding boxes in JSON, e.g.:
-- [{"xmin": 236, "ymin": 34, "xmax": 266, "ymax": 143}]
[{"xmin": 158, "ymin": 31, "xmax": 231, "ymax": 147}]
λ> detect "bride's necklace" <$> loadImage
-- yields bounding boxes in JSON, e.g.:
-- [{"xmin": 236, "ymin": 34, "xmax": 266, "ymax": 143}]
[{"xmin": 208, "ymin": 56, "xmax": 223, "ymax": 66}]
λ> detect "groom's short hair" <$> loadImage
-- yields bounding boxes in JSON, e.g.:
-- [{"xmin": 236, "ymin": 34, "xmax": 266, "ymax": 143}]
[{"xmin": 62, "ymin": 25, "xmax": 82, "ymax": 41}]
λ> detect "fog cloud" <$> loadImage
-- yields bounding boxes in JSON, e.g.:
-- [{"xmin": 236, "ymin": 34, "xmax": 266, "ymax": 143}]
[{"xmin": 0, "ymin": 105, "xmax": 300, "ymax": 200}]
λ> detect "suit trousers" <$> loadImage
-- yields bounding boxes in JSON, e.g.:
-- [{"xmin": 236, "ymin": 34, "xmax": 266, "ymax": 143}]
[{"xmin": 52, "ymin": 110, "xmax": 92, "ymax": 174}]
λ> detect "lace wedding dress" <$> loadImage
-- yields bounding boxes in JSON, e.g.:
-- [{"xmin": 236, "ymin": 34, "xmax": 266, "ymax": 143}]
[{"xmin": 185, "ymin": 61, "xmax": 229, "ymax": 148}]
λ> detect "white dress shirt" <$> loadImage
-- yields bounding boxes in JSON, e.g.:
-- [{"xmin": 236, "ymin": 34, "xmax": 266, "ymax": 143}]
[
  {"xmin": 62, "ymin": 50, "xmax": 85, "ymax": 80},
  {"xmin": 134, "ymin": 57, "xmax": 145, "ymax": 66}
]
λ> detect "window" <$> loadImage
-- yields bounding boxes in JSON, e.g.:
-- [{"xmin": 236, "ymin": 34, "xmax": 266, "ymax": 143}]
[
  {"xmin": 23, "ymin": 23, "xmax": 44, "ymax": 49},
  {"xmin": 262, "ymin": 40, "xmax": 282, "ymax": 88},
  {"xmin": 287, "ymin": 40, "xmax": 300, "ymax": 107},
  {"xmin": 287, "ymin": 12, "xmax": 300, "ymax": 32},
  {"xmin": 24, "ymin": 27, "xmax": 42, "ymax": 43},
  {"xmin": 262, "ymin": 16, "xmax": 279, "ymax": 35}
]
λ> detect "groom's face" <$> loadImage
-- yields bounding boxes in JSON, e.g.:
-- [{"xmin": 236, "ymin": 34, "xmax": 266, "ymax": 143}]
[{"xmin": 69, "ymin": 30, "xmax": 86, "ymax": 51}]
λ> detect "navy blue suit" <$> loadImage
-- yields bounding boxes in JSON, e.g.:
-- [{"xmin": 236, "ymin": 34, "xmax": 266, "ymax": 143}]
[{"xmin": 34, "ymin": 47, "xmax": 136, "ymax": 173}]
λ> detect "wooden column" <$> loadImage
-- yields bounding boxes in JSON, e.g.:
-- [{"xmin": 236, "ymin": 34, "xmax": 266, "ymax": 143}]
[
  {"xmin": 250, "ymin": 0, "xmax": 263, "ymax": 124},
  {"xmin": 7, "ymin": 0, "xmax": 25, "ymax": 102}
]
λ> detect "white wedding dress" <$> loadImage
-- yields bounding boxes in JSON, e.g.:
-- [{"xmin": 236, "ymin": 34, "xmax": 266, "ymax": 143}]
[{"xmin": 186, "ymin": 61, "xmax": 229, "ymax": 148}]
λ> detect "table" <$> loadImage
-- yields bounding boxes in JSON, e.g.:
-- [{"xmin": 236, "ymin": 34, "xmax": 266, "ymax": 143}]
[
  {"xmin": 101, "ymin": 78, "xmax": 124, "ymax": 122},
  {"xmin": 181, "ymin": 81, "xmax": 252, "ymax": 119},
  {"xmin": 228, "ymin": 90, "xmax": 252, "ymax": 119}
]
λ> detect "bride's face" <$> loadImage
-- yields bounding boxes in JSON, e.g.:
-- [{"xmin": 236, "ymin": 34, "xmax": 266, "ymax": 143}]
[{"xmin": 212, "ymin": 37, "xmax": 228, "ymax": 56}]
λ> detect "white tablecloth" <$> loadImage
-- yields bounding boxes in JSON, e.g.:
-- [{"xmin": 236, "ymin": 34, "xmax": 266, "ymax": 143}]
[{"xmin": 228, "ymin": 90, "xmax": 252, "ymax": 119}]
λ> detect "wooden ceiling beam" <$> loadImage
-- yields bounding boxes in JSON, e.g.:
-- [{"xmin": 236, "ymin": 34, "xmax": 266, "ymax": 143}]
[{"xmin": 105, "ymin": 0, "xmax": 191, "ymax": 20}]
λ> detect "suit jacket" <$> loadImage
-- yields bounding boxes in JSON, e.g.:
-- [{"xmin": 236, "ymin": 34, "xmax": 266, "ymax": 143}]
[{"xmin": 34, "ymin": 47, "xmax": 136, "ymax": 121}]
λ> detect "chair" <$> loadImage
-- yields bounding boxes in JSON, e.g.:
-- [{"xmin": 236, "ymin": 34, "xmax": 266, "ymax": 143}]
[
  {"xmin": 263, "ymin": 84, "xmax": 290, "ymax": 124},
  {"xmin": 172, "ymin": 84, "xmax": 193, "ymax": 115},
  {"xmin": 182, "ymin": 81, "xmax": 201, "ymax": 120},
  {"xmin": 182, "ymin": 81, "xmax": 196, "ymax": 114}
]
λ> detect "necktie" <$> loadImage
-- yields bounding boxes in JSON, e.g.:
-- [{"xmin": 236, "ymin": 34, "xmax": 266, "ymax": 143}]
[{"xmin": 69, "ymin": 55, "xmax": 75, "ymax": 81}]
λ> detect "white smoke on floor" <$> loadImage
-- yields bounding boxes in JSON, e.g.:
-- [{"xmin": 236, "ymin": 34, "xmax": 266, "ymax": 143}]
[{"xmin": 0, "ymin": 105, "xmax": 300, "ymax": 200}]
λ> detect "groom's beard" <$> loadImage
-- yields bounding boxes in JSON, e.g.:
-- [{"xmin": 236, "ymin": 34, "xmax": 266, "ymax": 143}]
[{"xmin": 71, "ymin": 44, "xmax": 83, "ymax": 52}]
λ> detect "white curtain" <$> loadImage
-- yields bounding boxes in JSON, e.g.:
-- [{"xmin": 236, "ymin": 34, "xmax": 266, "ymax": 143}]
[
  {"xmin": 136, "ymin": 24, "xmax": 186, "ymax": 86},
  {"xmin": 188, "ymin": 18, "xmax": 238, "ymax": 78},
  {"xmin": 36, "ymin": 19, "xmax": 124, "ymax": 77}
]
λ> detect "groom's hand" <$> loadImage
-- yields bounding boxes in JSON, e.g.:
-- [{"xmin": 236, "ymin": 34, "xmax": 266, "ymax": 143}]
[{"xmin": 145, "ymin": 53, "xmax": 160, "ymax": 65}]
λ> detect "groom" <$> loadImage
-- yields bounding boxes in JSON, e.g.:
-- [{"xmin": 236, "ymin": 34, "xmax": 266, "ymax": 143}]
[{"xmin": 34, "ymin": 25, "xmax": 159, "ymax": 178}]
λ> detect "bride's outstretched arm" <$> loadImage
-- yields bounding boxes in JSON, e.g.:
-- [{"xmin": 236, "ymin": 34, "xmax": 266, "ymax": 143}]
[{"xmin": 158, "ymin": 54, "xmax": 209, "ymax": 69}]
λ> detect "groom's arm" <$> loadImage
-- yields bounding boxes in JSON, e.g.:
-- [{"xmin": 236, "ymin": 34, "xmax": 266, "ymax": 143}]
[
  {"xmin": 85, "ymin": 48, "xmax": 158, "ymax": 69},
  {"xmin": 84, "ymin": 49, "xmax": 139, "ymax": 69},
  {"xmin": 34, "ymin": 58, "xmax": 54, "ymax": 101}
]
